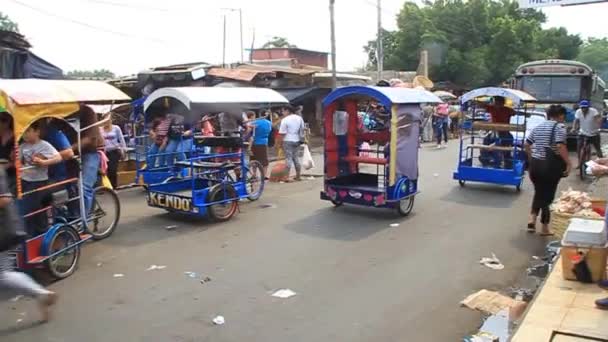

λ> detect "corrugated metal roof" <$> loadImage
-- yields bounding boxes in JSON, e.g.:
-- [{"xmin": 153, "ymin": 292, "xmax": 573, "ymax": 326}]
[
  {"xmin": 237, "ymin": 63, "xmax": 316, "ymax": 75},
  {"xmin": 207, "ymin": 68, "xmax": 268, "ymax": 82}
]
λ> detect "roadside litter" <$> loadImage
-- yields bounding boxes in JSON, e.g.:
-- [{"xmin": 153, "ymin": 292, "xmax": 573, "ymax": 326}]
[
  {"xmin": 390, "ymin": 223, "xmax": 400, "ymax": 228},
  {"xmin": 461, "ymin": 289, "xmax": 527, "ymax": 319},
  {"xmin": 165, "ymin": 225, "xmax": 178, "ymax": 231},
  {"xmin": 272, "ymin": 289, "xmax": 297, "ymax": 299},
  {"xmin": 212, "ymin": 315, "xmax": 225, "ymax": 325},
  {"xmin": 113, "ymin": 273, "xmax": 124, "ymax": 278},
  {"xmin": 464, "ymin": 309, "xmax": 509, "ymax": 342},
  {"xmin": 260, "ymin": 203, "xmax": 278, "ymax": 209},
  {"xmin": 200, "ymin": 276, "xmax": 212, "ymax": 284},
  {"xmin": 479, "ymin": 254, "xmax": 504, "ymax": 270},
  {"xmin": 146, "ymin": 265, "xmax": 167, "ymax": 271},
  {"xmin": 184, "ymin": 271, "xmax": 198, "ymax": 278},
  {"xmin": 10, "ymin": 295, "xmax": 23, "ymax": 302}
]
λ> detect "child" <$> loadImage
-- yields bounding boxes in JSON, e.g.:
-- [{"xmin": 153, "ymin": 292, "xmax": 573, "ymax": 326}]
[{"xmin": 19, "ymin": 122, "xmax": 61, "ymax": 233}]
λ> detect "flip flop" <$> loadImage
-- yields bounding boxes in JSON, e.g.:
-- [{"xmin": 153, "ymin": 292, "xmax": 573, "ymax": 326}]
[
  {"xmin": 539, "ymin": 231, "xmax": 555, "ymax": 236},
  {"xmin": 527, "ymin": 223, "xmax": 536, "ymax": 233}
]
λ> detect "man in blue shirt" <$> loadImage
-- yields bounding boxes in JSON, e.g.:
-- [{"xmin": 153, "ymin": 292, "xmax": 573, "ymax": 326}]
[
  {"xmin": 248, "ymin": 112, "xmax": 272, "ymax": 179},
  {"xmin": 42, "ymin": 120, "xmax": 74, "ymax": 182}
]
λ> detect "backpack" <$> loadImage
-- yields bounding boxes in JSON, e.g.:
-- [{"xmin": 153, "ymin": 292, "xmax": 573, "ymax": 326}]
[{"xmin": 268, "ymin": 126, "xmax": 276, "ymax": 147}]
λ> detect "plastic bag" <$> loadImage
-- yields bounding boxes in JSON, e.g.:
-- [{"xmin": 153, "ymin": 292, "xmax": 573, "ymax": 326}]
[
  {"xmin": 301, "ymin": 144, "xmax": 315, "ymax": 170},
  {"xmin": 101, "ymin": 175, "xmax": 113, "ymax": 190}
]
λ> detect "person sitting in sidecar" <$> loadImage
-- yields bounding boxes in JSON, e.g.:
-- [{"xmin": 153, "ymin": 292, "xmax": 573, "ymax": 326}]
[{"xmin": 18, "ymin": 121, "xmax": 62, "ymax": 234}]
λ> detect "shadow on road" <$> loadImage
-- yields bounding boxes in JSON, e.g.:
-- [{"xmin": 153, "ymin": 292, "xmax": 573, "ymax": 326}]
[
  {"xmin": 0, "ymin": 321, "xmax": 45, "ymax": 338},
  {"xmin": 285, "ymin": 205, "xmax": 410, "ymax": 241},
  {"xmin": 440, "ymin": 184, "xmax": 520, "ymax": 208}
]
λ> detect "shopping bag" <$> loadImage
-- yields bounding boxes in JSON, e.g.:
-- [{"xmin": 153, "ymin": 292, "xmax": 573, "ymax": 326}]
[
  {"xmin": 101, "ymin": 175, "xmax": 113, "ymax": 190},
  {"xmin": 301, "ymin": 144, "xmax": 315, "ymax": 170},
  {"xmin": 0, "ymin": 200, "xmax": 27, "ymax": 252}
]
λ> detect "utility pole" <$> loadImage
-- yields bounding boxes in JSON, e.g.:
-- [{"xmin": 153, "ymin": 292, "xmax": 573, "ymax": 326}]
[
  {"xmin": 222, "ymin": 8, "xmax": 244, "ymax": 63},
  {"xmin": 377, "ymin": 0, "xmax": 383, "ymax": 82},
  {"xmin": 239, "ymin": 9, "xmax": 244, "ymax": 63},
  {"xmin": 222, "ymin": 14, "xmax": 227, "ymax": 67},
  {"xmin": 329, "ymin": 0, "xmax": 337, "ymax": 89}
]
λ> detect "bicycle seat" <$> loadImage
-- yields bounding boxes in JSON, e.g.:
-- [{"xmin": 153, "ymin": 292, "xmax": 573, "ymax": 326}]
[
  {"xmin": 51, "ymin": 190, "xmax": 69, "ymax": 205},
  {"xmin": 40, "ymin": 189, "xmax": 69, "ymax": 207}
]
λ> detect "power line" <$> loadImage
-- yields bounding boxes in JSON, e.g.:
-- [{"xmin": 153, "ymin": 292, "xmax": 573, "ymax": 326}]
[
  {"xmin": 9, "ymin": 0, "xmax": 169, "ymax": 44},
  {"xmin": 78, "ymin": 0, "xmax": 171, "ymax": 12},
  {"xmin": 362, "ymin": 0, "xmax": 398, "ymax": 17}
]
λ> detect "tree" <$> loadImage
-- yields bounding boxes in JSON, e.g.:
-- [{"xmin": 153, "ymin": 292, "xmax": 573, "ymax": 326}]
[
  {"xmin": 262, "ymin": 36, "xmax": 296, "ymax": 48},
  {"xmin": 66, "ymin": 69, "xmax": 116, "ymax": 79},
  {"xmin": 363, "ymin": 29, "xmax": 398, "ymax": 69},
  {"xmin": 578, "ymin": 38, "xmax": 608, "ymax": 81},
  {"xmin": 362, "ymin": 0, "xmax": 582, "ymax": 88},
  {"xmin": 0, "ymin": 12, "xmax": 19, "ymax": 32},
  {"xmin": 536, "ymin": 27, "xmax": 582, "ymax": 60}
]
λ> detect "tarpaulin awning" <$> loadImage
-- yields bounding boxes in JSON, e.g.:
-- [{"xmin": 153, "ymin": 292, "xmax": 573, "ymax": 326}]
[
  {"xmin": 0, "ymin": 79, "xmax": 131, "ymax": 105},
  {"xmin": 23, "ymin": 52, "xmax": 62, "ymax": 79},
  {"xmin": 276, "ymin": 87, "xmax": 320, "ymax": 103}
]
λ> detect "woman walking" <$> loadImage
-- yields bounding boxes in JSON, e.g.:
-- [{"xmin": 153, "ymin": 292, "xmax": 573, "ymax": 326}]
[
  {"xmin": 0, "ymin": 167, "xmax": 57, "ymax": 322},
  {"xmin": 524, "ymin": 105, "xmax": 571, "ymax": 236},
  {"xmin": 102, "ymin": 113, "xmax": 127, "ymax": 189}
]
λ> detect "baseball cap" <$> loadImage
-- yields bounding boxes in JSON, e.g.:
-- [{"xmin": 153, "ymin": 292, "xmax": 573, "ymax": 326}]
[{"xmin": 579, "ymin": 100, "xmax": 590, "ymax": 108}]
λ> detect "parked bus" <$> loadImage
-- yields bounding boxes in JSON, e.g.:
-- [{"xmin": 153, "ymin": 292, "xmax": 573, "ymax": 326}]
[{"xmin": 514, "ymin": 59, "xmax": 605, "ymax": 148}]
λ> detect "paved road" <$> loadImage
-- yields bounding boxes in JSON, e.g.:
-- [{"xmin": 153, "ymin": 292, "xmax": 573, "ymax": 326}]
[{"xmin": 1, "ymin": 143, "xmax": 550, "ymax": 342}]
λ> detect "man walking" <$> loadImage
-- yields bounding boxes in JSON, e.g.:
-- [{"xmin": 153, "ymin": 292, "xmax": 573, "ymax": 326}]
[
  {"xmin": 248, "ymin": 112, "xmax": 272, "ymax": 179},
  {"xmin": 278, "ymin": 106, "xmax": 305, "ymax": 182}
]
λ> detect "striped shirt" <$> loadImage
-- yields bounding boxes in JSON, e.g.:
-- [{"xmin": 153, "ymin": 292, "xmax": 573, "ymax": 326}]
[{"xmin": 525, "ymin": 120, "xmax": 567, "ymax": 160}]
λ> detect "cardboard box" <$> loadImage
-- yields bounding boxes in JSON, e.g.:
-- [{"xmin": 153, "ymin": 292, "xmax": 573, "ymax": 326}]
[{"xmin": 561, "ymin": 242, "xmax": 608, "ymax": 283}]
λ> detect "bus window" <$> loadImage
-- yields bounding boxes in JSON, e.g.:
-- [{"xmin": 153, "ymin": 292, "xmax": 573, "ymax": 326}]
[{"xmin": 519, "ymin": 76, "xmax": 581, "ymax": 102}]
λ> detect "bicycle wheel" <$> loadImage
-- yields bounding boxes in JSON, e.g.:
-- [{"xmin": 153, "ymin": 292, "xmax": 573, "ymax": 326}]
[
  {"xmin": 88, "ymin": 187, "xmax": 121, "ymax": 240},
  {"xmin": 580, "ymin": 145, "xmax": 590, "ymax": 181},
  {"xmin": 244, "ymin": 160, "xmax": 265, "ymax": 201},
  {"xmin": 397, "ymin": 196, "xmax": 415, "ymax": 217},
  {"xmin": 207, "ymin": 183, "xmax": 238, "ymax": 222},
  {"xmin": 45, "ymin": 225, "xmax": 80, "ymax": 279}
]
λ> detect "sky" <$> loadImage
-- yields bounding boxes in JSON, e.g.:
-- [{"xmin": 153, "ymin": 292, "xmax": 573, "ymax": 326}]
[{"xmin": 2, "ymin": 0, "xmax": 607, "ymax": 76}]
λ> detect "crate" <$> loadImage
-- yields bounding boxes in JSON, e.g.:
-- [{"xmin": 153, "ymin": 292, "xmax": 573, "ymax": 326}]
[
  {"xmin": 561, "ymin": 242, "xmax": 608, "ymax": 282},
  {"xmin": 550, "ymin": 199, "xmax": 606, "ymax": 239}
]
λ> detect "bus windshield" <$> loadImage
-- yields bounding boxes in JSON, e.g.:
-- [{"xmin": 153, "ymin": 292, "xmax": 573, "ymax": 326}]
[{"xmin": 518, "ymin": 76, "xmax": 581, "ymax": 102}]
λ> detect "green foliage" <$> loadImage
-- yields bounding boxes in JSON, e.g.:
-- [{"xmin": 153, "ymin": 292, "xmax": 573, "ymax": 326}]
[
  {"xmin": 364, "ymin": 0, "xmax": 582, "ymax": 88},
  {"xmin": 261, "ymin": 36, "xmax": 296, "ymax": 49},
  {"xmin": 577, "ymin": 38, "xmax": 608, "ymax": 81},
  {"xmin": 0, "ymin": 12, "xmax": 19, "ymax": 32},
  {"xmin": 363, "ymin": 29, "xmax": 398, "ymax": 69},
  {"xmin": 66, "ymin": 69, "xmax": 116, "ymax": 79}
]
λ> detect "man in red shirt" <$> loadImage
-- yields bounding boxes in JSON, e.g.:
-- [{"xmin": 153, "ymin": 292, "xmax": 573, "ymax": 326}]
[
  {"xmin": 486, "ymin": 96, "xmax": 515, "ymax": 124},
  {"xmin": 482, "ymin": 96, "xmax": 515, "ymax": 168}
]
